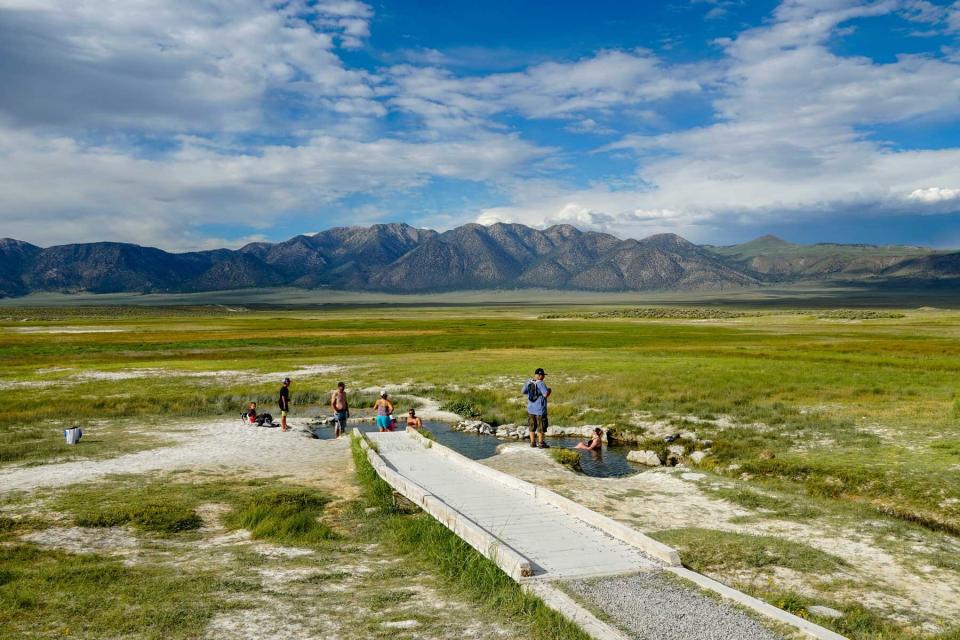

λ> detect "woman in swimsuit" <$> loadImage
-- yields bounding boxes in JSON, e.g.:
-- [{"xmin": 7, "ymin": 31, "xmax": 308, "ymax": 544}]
[
  {"xmin": 575, "ymin": 427, "xmax": 604, "ymax": 451},
  {"xmin": 373, "ymin": 391, "xmax": 394, "ymax": 432}
]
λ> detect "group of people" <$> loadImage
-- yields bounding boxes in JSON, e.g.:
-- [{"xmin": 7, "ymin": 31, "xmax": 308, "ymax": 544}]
[
  {"xmin": 241, "ymin": 367, "xmax": 602, "ymax": 452},
  {"xmin": 241, "ymin": 376, "xmax": 292, "ymax": 430},
  {"xmin": 242, "ymin": 378, "xmax": 423, "ymax": 438}
]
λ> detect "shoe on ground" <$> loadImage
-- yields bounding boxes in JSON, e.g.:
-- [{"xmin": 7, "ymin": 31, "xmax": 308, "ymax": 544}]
[
  {"xmin": 539, "ymin": 442, "xmax": 550, "ymax": 448},
  {"xmin": 530, "ymin": 441, "xmax": 537, "ymax": 448}
]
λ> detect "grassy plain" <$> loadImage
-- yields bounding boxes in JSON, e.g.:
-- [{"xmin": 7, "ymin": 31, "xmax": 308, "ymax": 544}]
[{"xmin": 1, "ymin": 301, "xmax": 959, "ymax": 637}]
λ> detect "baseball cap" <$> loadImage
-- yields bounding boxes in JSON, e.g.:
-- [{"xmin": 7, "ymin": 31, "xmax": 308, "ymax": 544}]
[{"xmin": 534, "ymin": 367, "xmax": 546, "ymax": 375}]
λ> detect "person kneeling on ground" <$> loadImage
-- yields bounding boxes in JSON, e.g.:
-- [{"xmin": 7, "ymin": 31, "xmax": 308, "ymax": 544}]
[
  {"xmin": 575, "ymin": 428, "xmax": 603, "ymax": 452},
  {"xmin": 374, "ymin": 391, "xmax": 394, "ymax": 432},
  {"xmin": 522, "ymin": 367, "xmax": 551, "ymax": 449},
  {"xmin": 406, "ymin": 408, "xmax": 423, "ymax": 430}
]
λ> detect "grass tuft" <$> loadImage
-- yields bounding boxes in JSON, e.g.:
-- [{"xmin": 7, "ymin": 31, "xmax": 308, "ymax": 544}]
[
  {"xmin": 72, "ymin": 498, "xmax": 202, "ymax": 534},
  {"xmin": 652, "ymin": 527, "xmax": 847, "ymax": 574},
  {"xmin": 550, "ymin": 448, "xmax": 582, "ymax": 472},
  {"xmin": 0, "ymin": 545, "xmax": 234, "ymax": 639},
  {"xmin": 225, "ymin": 487, "xmax": 334, "ymax": 546}
]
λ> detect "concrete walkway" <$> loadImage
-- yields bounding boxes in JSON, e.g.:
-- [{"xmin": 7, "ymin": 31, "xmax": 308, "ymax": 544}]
[
  {"xmin": 367, "ymin": 431, "xmax": 656, "ymax": 580},
  {"xmin": 364, "ymin": 430, "xmax": 848, "ymax": 640}
]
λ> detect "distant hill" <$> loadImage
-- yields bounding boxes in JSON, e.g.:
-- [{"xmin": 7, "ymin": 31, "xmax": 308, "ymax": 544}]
[
  {"xmin": 0, "ymin": 224, "xmax": 956, "ymax": 298},
  {"xmin": 708, "ymin": 235, "xmax": 943, "ymax": 281}
]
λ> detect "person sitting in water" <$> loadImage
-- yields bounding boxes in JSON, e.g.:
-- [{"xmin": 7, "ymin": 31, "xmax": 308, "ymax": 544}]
[
  {"xmin": 373, "ymin": 391, "xmax": 394, "ymax": 432},
  {"xmin": 406, "ymin": 408, "xmax": 423, "ymax": 430},
  {"xmin": 575, "ymin": 427, "xmax": 604, "ymax": 452}
]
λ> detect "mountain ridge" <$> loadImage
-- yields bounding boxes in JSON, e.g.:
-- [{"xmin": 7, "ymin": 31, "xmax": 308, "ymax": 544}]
[{"xmin": 0, "ymin": 225, "xmax": 956, "ymax": 298}]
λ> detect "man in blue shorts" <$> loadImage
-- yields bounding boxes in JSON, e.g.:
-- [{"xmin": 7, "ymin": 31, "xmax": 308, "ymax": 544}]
[{"xmin": 522, "ymin": 368, "xmax": 551, "ymax": 448}]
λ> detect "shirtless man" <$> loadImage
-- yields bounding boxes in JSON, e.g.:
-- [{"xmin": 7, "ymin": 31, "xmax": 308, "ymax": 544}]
[
  {"xmin": 406, "ymin": 408, "xmax": 423, "ymax": 430},
  {"xmin": 330, "ymin": 382, "xmax": 349, "ymax": 438}
]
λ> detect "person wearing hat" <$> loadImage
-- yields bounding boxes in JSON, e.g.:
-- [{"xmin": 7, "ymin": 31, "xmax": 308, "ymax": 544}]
[
  {"xmin": 373, "ymin": 390, "xmax": 394, "ymax": 432},
  {"xmin": 279, "ymin": 377, "xmax": 292, "ymax": 432},
  {"xmin": 522, "ymin": 368, "xmax": 551, "ymax": 448}
]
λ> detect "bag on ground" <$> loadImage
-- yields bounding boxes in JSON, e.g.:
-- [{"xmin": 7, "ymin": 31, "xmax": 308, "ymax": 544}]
[{"xmin": 64, "ymin": 427, "xmax": 83, "ymax": 445}]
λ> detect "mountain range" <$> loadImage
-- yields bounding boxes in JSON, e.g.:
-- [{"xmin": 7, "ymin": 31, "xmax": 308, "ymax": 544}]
[{"xmin": 1, "ymin": 223, "xmax": 957, "ymax": 298}]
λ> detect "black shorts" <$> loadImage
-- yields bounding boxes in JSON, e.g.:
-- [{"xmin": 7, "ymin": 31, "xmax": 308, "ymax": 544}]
[{"xmin": 527, "ymin": 413, "xmax": 548, "ymax": 433}]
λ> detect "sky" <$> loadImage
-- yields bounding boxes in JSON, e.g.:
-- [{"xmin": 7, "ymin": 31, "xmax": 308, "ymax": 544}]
[{"xmin": 1, "ymin": 0, "xmax": 959, "ymax": 251}]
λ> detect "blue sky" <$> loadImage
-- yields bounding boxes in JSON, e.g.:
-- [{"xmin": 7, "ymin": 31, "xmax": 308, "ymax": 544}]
[{"xmin": 1, "ymin": 0, "xmax": 959, "ymax": 250}]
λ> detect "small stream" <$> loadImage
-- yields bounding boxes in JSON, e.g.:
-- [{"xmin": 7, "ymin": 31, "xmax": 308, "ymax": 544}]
[{"xmin": 318, "ymin": 420, "xmax": 640, "ymax": 478}]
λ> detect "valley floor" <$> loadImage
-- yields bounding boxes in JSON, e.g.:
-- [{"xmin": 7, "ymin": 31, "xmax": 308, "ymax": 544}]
[{"xmin": 1, "ymin": 304, "xmax": 959, "ymax": 638}]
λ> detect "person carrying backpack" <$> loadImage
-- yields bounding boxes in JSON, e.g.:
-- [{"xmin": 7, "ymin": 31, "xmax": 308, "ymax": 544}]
[{"xmin": 521, "ymin": 367, "xmax": 551, "ymax": 448}]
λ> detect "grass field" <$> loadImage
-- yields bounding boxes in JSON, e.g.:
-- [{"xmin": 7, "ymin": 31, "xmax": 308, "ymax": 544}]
[{"xmin": 1, "ymin": 301, "xmax": 959, "ymax": 637}]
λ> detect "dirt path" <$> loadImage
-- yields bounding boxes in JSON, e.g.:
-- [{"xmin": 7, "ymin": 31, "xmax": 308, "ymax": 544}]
[{"xmin": 0, "ymin": 419, "xmax": 353, "ymax": 495}]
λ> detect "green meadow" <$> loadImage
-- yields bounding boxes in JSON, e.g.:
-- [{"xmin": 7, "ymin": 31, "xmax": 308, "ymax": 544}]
[{"xmin": 2, "ymin": 302, "xmax": 960, "ymax": 638}]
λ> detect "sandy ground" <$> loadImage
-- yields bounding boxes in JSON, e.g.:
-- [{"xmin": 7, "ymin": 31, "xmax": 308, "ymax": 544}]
[
  {"xmin": 0, "ymin": 419, "xmax": 351, "ymax": 495},
  {"xmin": 0, "ymin": 396, "xmax": 455, "ymax": 496},
  {"xmin": 2, "ymin": 404, "xmax": 517, "ymax": 640},
  {"xmin": 484, "ymin": 444, "xmax": 960, "ymax": 630}
]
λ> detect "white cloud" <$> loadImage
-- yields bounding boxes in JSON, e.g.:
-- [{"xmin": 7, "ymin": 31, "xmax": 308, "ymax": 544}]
[
  {"xmin": 3, "ymin": 0, "xmax": 960, "ymax": 251},
  {"xmin": 908, "ymin": 186, "xmax": 960, "ymax": 202},
  {"xmin": 0, "ymin": 126, "xmax": 548, "ymax": 250},
  {"xmin": 385, "ymin": 50, "xmax": 705, "ymax": 131},
  {"xmin": 0, "ymin": 0, "xmax": 378, "ymax": 131},
  {"xmin": 556, "ymin": 0, "xmax": 960, "ymax": 237},
  {"xmin": 312, "ymin": 0, "xmax": 374, "ymax": 49},
  {"xmin": 900, "ymin": 0, "xmax": 960, "ymax": 32}
]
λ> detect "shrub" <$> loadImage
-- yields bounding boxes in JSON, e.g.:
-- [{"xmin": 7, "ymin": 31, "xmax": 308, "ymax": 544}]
[{"xmin": 549, "ymin": 448, "xmax": 582, "ymax": 472}]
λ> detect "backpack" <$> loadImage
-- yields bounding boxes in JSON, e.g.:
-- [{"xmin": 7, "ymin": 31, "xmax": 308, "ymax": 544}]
[{"xmin": 525, "ymin": 380, "xmax": 541, "ymax": 403}]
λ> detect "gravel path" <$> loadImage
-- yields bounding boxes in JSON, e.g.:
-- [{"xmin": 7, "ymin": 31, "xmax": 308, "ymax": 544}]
[{"xmin": 565, "ymin": 572, "xmax": 783, "ymax": 640}]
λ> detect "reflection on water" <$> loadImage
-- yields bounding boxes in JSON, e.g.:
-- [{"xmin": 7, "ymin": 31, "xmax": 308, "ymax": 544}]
[{"xmin": 319, "ymin": 420, "xmax": 638, "ymax": 478}]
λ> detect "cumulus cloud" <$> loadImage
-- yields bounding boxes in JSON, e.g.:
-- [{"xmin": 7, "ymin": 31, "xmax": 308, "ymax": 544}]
[
  {"xmin": 312, "ymin": 0, "xmax": 374, "ymax": 49},
  {"xmin": 0, "ymin": 0, "xmax": 378, "ymax": 131},
  {"xmin": 2, "ymin": 0, "xmax": 960, "ymax": 250},
  {"xmin": 908, "ymin": 186, "xmax": 960, "ymax": 202},
  {"xmin": 385, "ymin": 50, "xmax": 705, "ymax": 131},
  {"xmin": 476, "ymin": 181, "xmax": 708, "ymax": 240},
  {"xmin": 557, "ymin": 0, "xmax": 960, "ymax": 237},
  {"xmin": 0, "ymin": 126, "xmax": 547, "ymax": 250}
]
